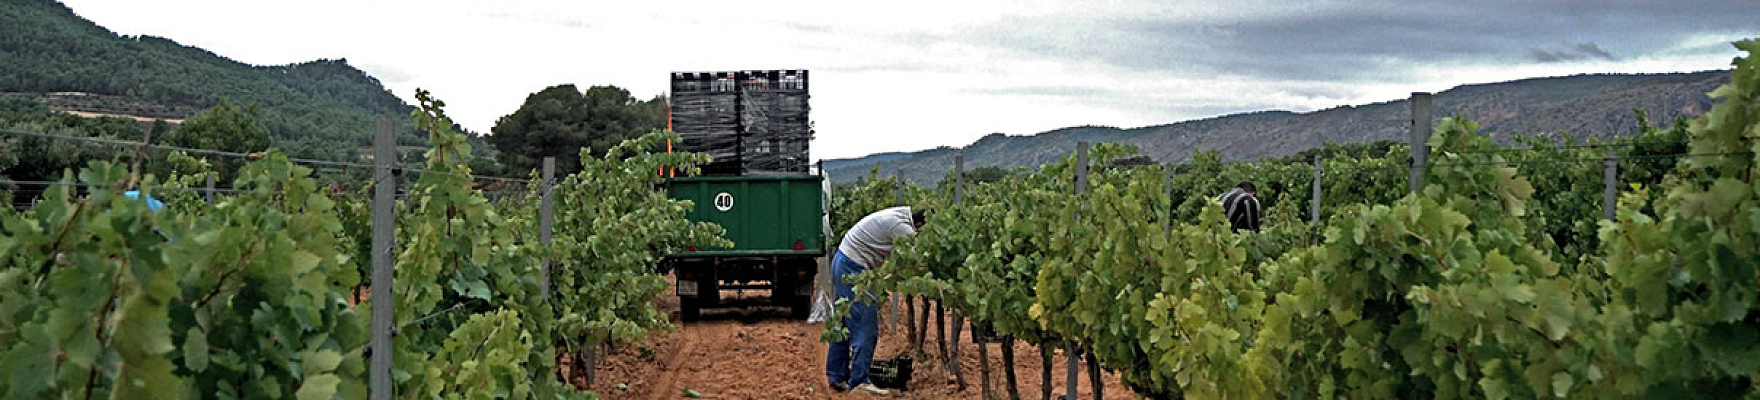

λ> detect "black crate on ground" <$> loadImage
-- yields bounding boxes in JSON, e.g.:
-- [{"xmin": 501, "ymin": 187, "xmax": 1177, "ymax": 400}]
[{"xmin": 869, "ymin": 354, "xmax": 913, "ymax": 391}]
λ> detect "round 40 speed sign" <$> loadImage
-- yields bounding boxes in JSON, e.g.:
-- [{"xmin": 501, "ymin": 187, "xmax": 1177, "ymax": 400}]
[{"xmin": 713, "ymin": 192, "xmax": 734, "ymax": 212}]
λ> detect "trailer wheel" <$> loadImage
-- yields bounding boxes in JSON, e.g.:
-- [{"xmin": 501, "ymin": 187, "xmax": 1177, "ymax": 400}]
[
  {"xmin": 680, "ymin": 297, "xmax": 702, "ymax": 322},
  {"xmin": 789, "ymin": 294, "xmax": 812, "ymax": 320}
]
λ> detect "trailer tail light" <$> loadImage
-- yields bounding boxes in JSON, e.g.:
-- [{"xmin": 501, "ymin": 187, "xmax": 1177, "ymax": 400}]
[
  {"xmin": 686, "ymin": 246, "xmax": 696, "ymax": 252},
  {"xmin": 793, "ymin": 240, "xmax": 805, "ymax": 251},
  {"xmin": 797, "ymin": 270, "xmax": 809, "ymax": 281}
]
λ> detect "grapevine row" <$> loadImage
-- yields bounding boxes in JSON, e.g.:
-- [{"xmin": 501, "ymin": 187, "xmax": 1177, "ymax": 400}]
[
  {"xmin": 0, "ymin": 89, "xmax": 724, "ymax": 399},
  {"xmin": 830, "ymin": 39, "xmax": 1760, "ymax": 399}
]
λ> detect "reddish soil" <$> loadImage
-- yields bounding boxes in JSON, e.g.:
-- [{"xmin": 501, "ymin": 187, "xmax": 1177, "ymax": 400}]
[{"xmin": 578, "ymin": 278, "xmax": 1142, "ymax": 400}]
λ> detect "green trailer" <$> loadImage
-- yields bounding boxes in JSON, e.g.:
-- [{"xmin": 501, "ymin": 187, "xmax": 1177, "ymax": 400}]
[{"xmin": 662, "ymin": 174, "xmax": 827, "ymax": 320}]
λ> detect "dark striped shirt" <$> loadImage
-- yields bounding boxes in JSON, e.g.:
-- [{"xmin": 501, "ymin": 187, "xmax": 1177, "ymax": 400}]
[{"xmin": 1217, "ymin": 188, "xmax": 1261, "ymax": 232}]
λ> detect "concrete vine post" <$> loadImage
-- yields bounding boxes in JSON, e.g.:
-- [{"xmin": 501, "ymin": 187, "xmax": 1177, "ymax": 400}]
[
  {"xmin": 1408, "ymin": 92, "xmax": 1433, "ymax": 193},
  {"xmin": 1603, "ymin": 151, "xmax": 1618, "ymax": 221},
  {"xmin": 369, "ymin": 118, "xmax": 396, "ymax": 400},
  {"xmin": 1066, "ymin": 142, "xmax": 1089, "ymax": 400}
]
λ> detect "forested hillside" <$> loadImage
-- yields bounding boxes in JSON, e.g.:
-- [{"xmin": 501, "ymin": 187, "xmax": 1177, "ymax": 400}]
[{"xmin": 0, "ymin": 0, "xmax": 469, "ymax": 162}]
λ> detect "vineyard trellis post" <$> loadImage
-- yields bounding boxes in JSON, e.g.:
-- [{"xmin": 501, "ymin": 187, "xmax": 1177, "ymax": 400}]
[
  {"xmin": 539, "ymin": 156, "xmax": 555, "ymax": 299},
  {"xmin": 1409, "ymin": 92, "xmax": 1433, "ymax": 193},
  {"xmin": 369, "ymin": 117, "xmax": 396, "ymax": 400},
  {"xmin": 1603, "ymin": 151, "xmax": 1618, "ymax": 221},
  {"xmin": 1312, "ymin": 154, "xmax": 1323, "ymax": 244},
  {"xmin": 1163, "ymin": 163, "xmax": 1174, "ymax": 236},
  {"xmin": 204, "ymin": 173, "xmax": 216, "ymax": 204},
  {"xmin": 895, "ymin": 170, "xmax": 905, "ymax": 205},
  {"xmin": 889, "ymin": 171, "xmax": 903, "ymax": 334},
  {"xmin": 954, "ymin": 152, "xmax": 963, "ymax": 209},
  {"xmin": 131, "ymin": 124, "xmax": 153, "ymax": 189},
  {"xmin": 1311, "ymin": 154, "xmax": 1321, "ymax": 225},
  {"xmin": 950, "ymin": 152, "xmax": 969, "ymax": 391},
  {"xmin": 1067, "ymin": 141, "xmax": 1088, "ymax": 400}
]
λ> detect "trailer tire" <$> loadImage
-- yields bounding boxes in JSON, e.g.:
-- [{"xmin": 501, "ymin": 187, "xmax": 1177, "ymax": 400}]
[
  {"xmin": 680, "ymin": 297, "xmax": 702, "ymax": 322},
  {"xmin": 789, "ymin": 294, "xmax": 812, "ymax": 320}
]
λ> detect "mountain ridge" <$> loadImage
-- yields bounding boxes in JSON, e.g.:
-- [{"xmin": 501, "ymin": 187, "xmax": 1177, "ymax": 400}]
[{"xmin": 826, "ymin": 70, "xmax": 1730, "ymax": 185}]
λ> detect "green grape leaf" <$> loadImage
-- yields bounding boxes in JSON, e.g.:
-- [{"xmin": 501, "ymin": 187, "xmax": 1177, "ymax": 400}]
[
  {"xmin": 184, "ymin": 327, "xmax": 209, "ymax": 372},
  {"xmin": 303, "ymin": 350, "xmax": 344, "ymax": 376},
  {"xmin": 1550, "ymin": 372, "xmax": 1572, "ymax": 398},
  {"xmin": 294, "ymin": 373, "xmax": 341, "ymax": 400}
]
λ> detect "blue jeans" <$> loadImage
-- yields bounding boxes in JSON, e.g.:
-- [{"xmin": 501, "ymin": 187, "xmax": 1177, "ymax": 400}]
[{"xmin": 825, "ymin": 250, "xmax": 879, "ymax": 387}]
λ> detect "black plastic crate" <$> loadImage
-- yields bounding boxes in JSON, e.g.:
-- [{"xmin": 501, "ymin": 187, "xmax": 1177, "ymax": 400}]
[
  {"xmin": 670, "ymin": 71, "xmax": 738, "ymax": 93},
  {"xmin": 696, "ymin": 160, "xmax": 743, "ymax": 176},
  {"xmin": 740, "ymin": 136, "xmax": 810, "ymax": 174},
  {"xmin": 869, "ymin": 354, "xmax": 914, "ymax": 391},
  {"xmin": 737, "ymin": 70, "xmax": 808, "ymax": 92},
  {"xmin": 671, "ymin": 94, "xmax": 738, "ymax": 123},
  {"xmin": 738, "ymin": 92, "xmax": 810, "ymax": 136}
]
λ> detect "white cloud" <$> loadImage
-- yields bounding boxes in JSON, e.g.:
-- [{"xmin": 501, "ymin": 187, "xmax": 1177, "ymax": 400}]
[{"xmin": 54, "ymin": 0, "xmax": 1758, "ymax": 160}]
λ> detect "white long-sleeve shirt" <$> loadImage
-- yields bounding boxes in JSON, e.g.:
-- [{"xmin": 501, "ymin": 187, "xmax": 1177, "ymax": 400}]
[{"xmin": 837, "ymin": 206, "xmax": 916, "ymax": 270}]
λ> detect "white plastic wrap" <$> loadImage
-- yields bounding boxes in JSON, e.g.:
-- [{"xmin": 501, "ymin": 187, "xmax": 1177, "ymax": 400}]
[
  {"xmin": 808, "ymin": 252, "xmax": 835, "ymax": 323},
  {"xmin": 808, "ymin": 173, "xmax": 838, "ymax": 323}
]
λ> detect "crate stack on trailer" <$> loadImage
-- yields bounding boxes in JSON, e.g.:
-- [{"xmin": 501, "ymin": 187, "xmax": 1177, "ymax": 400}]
[
  {"xmin": 737, "ymin": 70, "xmax": 812, "ymax": 174},
  {"xmin": 670, "ymin": 70, "xmax": 811, "ymax": 175},
  {"xmin": 670, "ymin": 71, "xmax": 743, "ymax": 174},
  {"xmin": 664, "ymin": 70, "xmax": 822, "ymax": 320}
]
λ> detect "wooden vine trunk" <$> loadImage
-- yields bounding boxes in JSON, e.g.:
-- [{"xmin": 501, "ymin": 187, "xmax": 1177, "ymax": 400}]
[
  {"xmin": 977, "ymin": 328, "xmax": 994, "ymax": 400},
  {"xmin": 1040, "ymin": 345, "xmax": 1053, "ymax": 400},
  {"xmin": 1085, "ymin": 349, "xmax": 1102, "ymax": 400},
  {"xmin": 1002, "ymin": 337, "xmax": 1021, "ymax": 400},
  {"xmin": 949, "ymin": 313, "xmax": 967, "ymax": 390},
  {"xmin": 905, "ymin": 296, "xmax": 918, "ymax": 352},
  {"xmin": 936, "ymin": 303, "xmax": 948, "ymax": 361}
]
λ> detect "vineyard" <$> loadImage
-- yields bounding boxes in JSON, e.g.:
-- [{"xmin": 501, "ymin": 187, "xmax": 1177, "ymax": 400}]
[
  {"xmin": 0, "ymin": 89, "xmax": 726, "ymax": 399},
  {"xmin": 0, "ymin": 38, "xmax": 1756, "ymax": 400},
  {"xmin": 825, "ymin": 40, "xmax": 1760, "ymax": 400}
]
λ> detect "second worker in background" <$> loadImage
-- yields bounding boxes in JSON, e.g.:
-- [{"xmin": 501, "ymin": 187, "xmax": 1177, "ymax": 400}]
[{"xmin": 1218, "ymin": 181, "xmax": 1261, "ymax": 233}]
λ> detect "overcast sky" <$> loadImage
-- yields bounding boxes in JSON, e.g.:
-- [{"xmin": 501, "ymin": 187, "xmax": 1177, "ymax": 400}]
[{"xmin": 56, "ymin": 0, "xmax": 1760, "ymax": 160}]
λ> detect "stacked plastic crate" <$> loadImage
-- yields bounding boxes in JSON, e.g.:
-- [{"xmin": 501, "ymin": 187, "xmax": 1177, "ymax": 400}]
[
  {"xmin": 671, "ymin": 72, "xmax": 743, "ymax": 175},
  {"xmin": 737, "ymin": 70, "xmax": 812, "ymax": 174},
  {"xmin": 670, "ymin": 70, "xmax": 811, "ymax": 176}
]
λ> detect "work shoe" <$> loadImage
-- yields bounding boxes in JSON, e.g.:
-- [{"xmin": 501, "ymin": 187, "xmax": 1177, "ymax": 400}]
[
  {"xmin": 852, "ymin": 383, "xmax": 892, "ymax": 395},
  {"xmin": 830, "ymin": 382, "xmax": 850, "ymax": 392}
]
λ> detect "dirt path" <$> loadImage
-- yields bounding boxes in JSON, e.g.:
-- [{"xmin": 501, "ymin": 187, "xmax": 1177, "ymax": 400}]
[{"xmin": 580, "ymin": 282, "xmax": 1142, "ymax": 400}]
